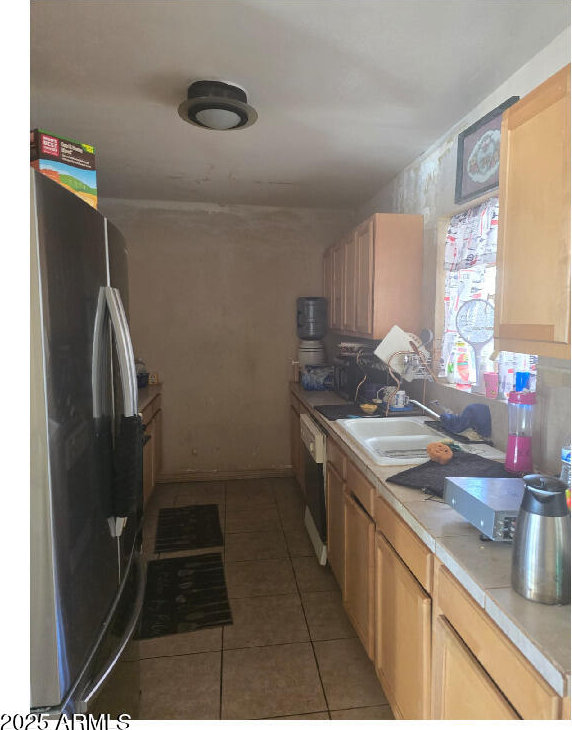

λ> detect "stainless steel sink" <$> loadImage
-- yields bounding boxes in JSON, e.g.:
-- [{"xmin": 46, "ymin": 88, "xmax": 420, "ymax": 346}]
[{"xmin": 336, "ymin": 416, "xmax": 436, "ymax": 465}]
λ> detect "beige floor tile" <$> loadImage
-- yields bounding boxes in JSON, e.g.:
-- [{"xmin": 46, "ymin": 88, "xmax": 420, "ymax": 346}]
[
  {"xmin": 268, "ymin": 476, "xmax": 299, "ymax": 493},
  {"xmin": 226, "ymin": 497, "xmax": 275, "ymax": 515},
  {"xmin": 314, "ymin": 638, "xmax": 388, "ymax": 711},
  {"xmin": 224, "ymin": 594, "xmax": 309, "ymax": 649},
  {"xmin": 172, "ymin": 482, "xmax": 226, "ymax": 506},
  {"xmin": 225, "ymin": 558, "xmax": 297, "ymax": 598},
  {"xmin": 149, "ymin": 483, "xmax": 182, "ymax": 506},
  {"xmin": 276, "ymin": 496, "xmax": 306, "ymax": 528},
  {"xmin": 225, "ymin": 480, "xmax": 275, "ymax": 511},
  {"xmin": 225, "ymin": 530, "xmax": 288, "ymax": 562},
  {"xmin": 331, "ymin": 705, "xmax": 394, "ymax": 719},
  {"xmin": 284, "ymin": 527, "xmax": 315, "ymax": 557},
  {"xmin": 302, "ymin": 591, "xmax": 356, "ymax": 641},
  {"xmin": 140, "ymin": 650, "xmax": 221, "ymax": 719},
  {"xmin": 222, "ymin": 643, "xmax": 326, "ymax": 719},
  {"xmin": 137, "ymin": 627, "xmax": 222, "ymax": 659},
  {"xmin": 292, "ymin": 556, "xmax": 338, "ymax": 593},
  {"xmin": 272, "ymin": 712, "xmax": 330, "ymax": 719},
  {"xmin": 226, "ymin": 504, "xmax": 282, "ymax": 534},
  {"xmin": 273, "ymin": 480, "xmax": 305, "ymax": 504}
]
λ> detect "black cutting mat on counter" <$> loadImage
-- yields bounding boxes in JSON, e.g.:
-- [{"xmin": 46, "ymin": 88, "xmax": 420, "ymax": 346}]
[
  {"xmin": 138, "ymin": 553, "xmax": 232, "ymax": 639},
  {"xmin": 387, "ymin": 451, "xmax": 515, "ymax": 498},
  {"xmin": 155, "ymin": 504, "xmax": 223, "ymax": 553}
]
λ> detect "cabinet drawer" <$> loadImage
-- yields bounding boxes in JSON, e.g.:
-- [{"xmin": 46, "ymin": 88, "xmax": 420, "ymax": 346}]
[
  {"xmin": 327, "ymin": 437, "xmax": 346, "ymax": 480},
  {"xmin": 345, "ymin": 460, "xmax": 374, "ymax": 517},
  {"xmin": 374, "ymin": 497, "xmax": 432, "ymax": 593},
  {"xmin": 435, "ymin": 565, "xmax": 561, "ymax": 720}
]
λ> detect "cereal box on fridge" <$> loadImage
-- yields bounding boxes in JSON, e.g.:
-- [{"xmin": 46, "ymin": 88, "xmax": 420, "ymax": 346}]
[{"xmin": 30, "ymin": 129, "xmax": 97, "ymax": 209}]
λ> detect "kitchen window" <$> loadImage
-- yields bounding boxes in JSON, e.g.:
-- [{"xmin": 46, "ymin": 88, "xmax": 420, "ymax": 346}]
[{"xmin": 437, "ymin": 197, "xmax": 537, "ymax": 397}]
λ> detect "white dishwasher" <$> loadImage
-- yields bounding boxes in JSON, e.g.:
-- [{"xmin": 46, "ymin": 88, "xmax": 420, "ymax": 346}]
[{"xmin": 299, "ymin": 413, "xmax": 328, "ymax": 565}]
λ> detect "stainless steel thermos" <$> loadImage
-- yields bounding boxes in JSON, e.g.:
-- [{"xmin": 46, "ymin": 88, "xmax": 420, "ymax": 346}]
[{"xmin": 511, "ymin": 474, "xmax": 571, "ymax": 605}]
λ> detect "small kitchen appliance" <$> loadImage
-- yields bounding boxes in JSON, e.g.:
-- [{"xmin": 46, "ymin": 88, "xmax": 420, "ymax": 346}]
[
  {"xmin": 297, "ymin": 297, "xmax": 327, "ymax": 366},
  {"xmin": 333, "ymin": 344, "xmax": 388, "ymax": 401},
  {"xmin": 505, "ymin": 390, "xmax": 536, "ymax": 473},
  {"xmin": 511, "ymin": 474, "xmax": 571, "ymax": 605},
  {"xmin": 443, "ymin": 477, "xmax": 524, "ymax": 541}
]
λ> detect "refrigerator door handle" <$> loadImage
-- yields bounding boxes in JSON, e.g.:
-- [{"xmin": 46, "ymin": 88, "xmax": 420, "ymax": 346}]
[
  {"xmin": 91, "ymin": 288, "xmax": 108, "ymax": 419},
  {"xmin": 77, "ymin": 551, "xmax": 146, "ymax": 711},
  {"xmin": 105, "ymin": 286, "xmax": 138, "ymax": 418}
]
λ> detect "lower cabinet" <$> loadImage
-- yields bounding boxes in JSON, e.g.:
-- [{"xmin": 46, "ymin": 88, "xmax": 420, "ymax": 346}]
[
  {"xmin": 326, "ymin": 463, "xmax": 345, "ymax": 591},
  {"xmin": 289, "ymin": 395, "xmax": 307, "ymax": 492},
  {"xmin": 374, "ymin": 532, "xmax": 431, "ymax": 719},
  {"xmin": 307, "ymin": 427, "xmax": 566, "ymax": 720},
  {"xmin": 142, "ymin": 416, "xmax": 155, "ymax": 506},
  {"xmin": 141, "ymin": 393, "xmax": 162, "ymax": 507},
  {"xmin": 432, "ymin": 563, "xmax": 561, "ymax": 720},
  {"xmin": 432, "ymin": 615, "xmax": 519, "ymax": 719},
  {"xmin": 344, "ymin": 491, "xmax": 375, "ymax": 658},
  {"xmin": 290, "ymin": 404, "xmax": 303, "ymax": 488}
]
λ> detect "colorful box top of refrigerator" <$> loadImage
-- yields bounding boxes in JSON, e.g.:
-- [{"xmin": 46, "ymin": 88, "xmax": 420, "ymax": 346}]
[{"xmin": 31, "ymin": 128, "xmax": 97, "ymax": 209}]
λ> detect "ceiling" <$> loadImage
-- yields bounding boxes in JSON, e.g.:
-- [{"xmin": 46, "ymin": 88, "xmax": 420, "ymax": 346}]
[{"xmin": 30, "ymin": 1, "xmax": 569, "ymax": 209}]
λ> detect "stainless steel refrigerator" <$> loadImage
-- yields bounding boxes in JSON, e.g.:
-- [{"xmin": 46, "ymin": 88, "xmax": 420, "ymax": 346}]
[{"xmin": 30, "ymin": 170, "xmax": 145, "ymax": 717}]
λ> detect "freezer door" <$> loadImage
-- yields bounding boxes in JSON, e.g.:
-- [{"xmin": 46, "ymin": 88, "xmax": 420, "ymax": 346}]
[
  {"xmin": 31, "ymin": 172, "xmax": 119, "ymax": 709},
  {"xmin": 74, "ymin": 549, "xmax": 145, "ymax": 719},
  {"xmin": 106, "ymin": 220, "xmax": 130, "ymax": 321},
  {"xmin": 105, "ymin": 221, "xmax": 143, "ymax": 577}
]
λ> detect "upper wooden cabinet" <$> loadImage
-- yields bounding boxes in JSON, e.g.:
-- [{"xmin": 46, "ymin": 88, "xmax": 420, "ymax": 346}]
[
  {"xmin": 343, "ymin": 233, "xmax": 357, "ymax": 331},
  {"xmin": 331, "ymin": 243, "xmax": 345, "ymax": 330},
  {"xmin": 495, "ymin": 64, "xmax": 571, "ymax": 358},
  {"xmin": 324, "ymin": 213, "xmax": 424, "ymax": 339}
]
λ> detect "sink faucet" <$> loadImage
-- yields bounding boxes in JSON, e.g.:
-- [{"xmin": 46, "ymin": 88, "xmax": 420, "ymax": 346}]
[{"xmin": 409, "ymin": 399, "xmax": 441, "ymax": 419}]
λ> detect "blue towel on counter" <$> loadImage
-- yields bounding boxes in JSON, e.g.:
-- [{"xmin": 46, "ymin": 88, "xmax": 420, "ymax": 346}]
[{"xmin": 439, "ymin": 404, "xmax": 491, "ymax": 438}]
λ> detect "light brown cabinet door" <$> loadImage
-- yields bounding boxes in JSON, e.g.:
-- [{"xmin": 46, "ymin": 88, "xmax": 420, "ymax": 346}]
[
  {"xmin": 432, "ymin": 615, "xmax": 519, "ymax": 720},
  {"xmin": 142, "ymin": 418, "xmax": 155, "ymax": 506},
  {"xmin": 326, "ymin": 463, "xmax": 345, "ymax": 592},
  {"xmin": 354, "ymin": 217, "xmax": 374, "ymax": 335},
  {"xmin": 374, "ymin": 532, "xmax": 431, "ymax": 719},
  {"xmin": 344, "ymin": 492, "xmax": 375, "ymax": 658},
  {"xmin": 323, "ymin": 247, "xmax": 333, "ymax": 328},
  {"xmin": 331, "ymin": 244, "xmax": 344, "ymax": 330},
  {"xmin": 290, "ymin": 406, "xmax": 303, "ymax": 489},
  {"xmin": 495, "ymin": 64, "xmax": 570, "ymax": 357},
  {"xmin": 342, "ymin": 234, "xmax": 357, "ymax": 331},
  {"xmin": 153, "ymin": 408, "xmax": 162, "ymax": 482}
]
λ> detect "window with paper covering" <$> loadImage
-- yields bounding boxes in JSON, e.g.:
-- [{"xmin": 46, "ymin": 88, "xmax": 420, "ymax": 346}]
[{"xmin": 439, "ymin": 197, "xmax": 536, "ymax": 396}]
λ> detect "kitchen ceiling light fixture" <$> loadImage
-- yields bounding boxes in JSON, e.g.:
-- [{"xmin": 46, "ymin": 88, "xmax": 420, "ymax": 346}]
[{"xmin": 177, "ymin": 80, "xmax": 257, "ymax": 130}]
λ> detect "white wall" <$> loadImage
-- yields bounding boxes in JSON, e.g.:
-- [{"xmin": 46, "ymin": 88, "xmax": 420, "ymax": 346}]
[
  {"xmin": 100, "ymin": 198, "xmax": 351, "ymax": 477},
  {"xmin": 357, "ymin": 29, "xmax": 571, "ymax": 473}
]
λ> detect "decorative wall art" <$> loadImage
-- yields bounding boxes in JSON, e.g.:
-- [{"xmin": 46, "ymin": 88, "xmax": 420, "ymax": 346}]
[{"xmin": 454, "ymin": 96, "xmax": 519, "ymax": 204}]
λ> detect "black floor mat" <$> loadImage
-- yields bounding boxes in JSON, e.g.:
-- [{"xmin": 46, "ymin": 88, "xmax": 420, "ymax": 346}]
[
  {"xmin": 138, "ymin": 553, "xmax": 233, "ymax": 639},
  {"xmin": 154, "ymin": 503, "xmax": 223, "ymax": 553}
]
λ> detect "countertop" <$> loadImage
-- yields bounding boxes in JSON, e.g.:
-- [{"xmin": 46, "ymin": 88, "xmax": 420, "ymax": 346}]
[{"xmin": 291, "ymin": 382, "xmax": 571, "ymax": 697}]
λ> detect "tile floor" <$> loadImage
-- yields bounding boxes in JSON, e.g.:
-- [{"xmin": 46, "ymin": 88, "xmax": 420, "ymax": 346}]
[{"xmin": 137, "ymin": 476, "xmax": 394, "ymax": 720}]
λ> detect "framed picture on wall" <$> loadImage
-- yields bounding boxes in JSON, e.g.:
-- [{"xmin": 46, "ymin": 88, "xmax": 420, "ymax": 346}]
[{"xmin": 454, "ymin": 96, "xmax": 519, "ymax": 204}]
